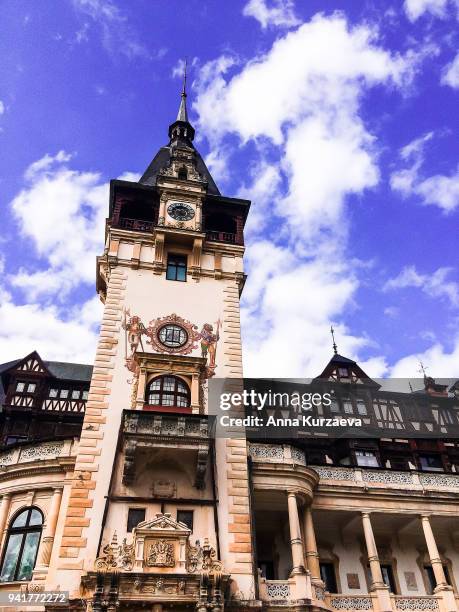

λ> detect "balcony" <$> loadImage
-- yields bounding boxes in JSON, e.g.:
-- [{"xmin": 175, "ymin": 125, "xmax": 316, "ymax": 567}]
[
  {"xmin": 121, "ymin": 410, "xmax": 211, "ymax": 489},
  {"xmin": 205, "ymin": 230, "xmax": 238, "ymax": 244},
  {"xmin": 118, "ymin": 217, "xmax": 154, "ymax": 232},
  {"xmin": 248, "ymin": 444, "xmax": 459, "ymax": 495}
]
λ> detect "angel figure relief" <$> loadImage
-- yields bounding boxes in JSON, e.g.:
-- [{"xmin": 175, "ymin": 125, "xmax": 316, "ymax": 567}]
[
  {"xmin": 122, "ymin": 309, "xmax": 147, "ymax": 379},
  {"xmin": 199, "ymin": 319, "xmax": 221, "ymax": 377}
]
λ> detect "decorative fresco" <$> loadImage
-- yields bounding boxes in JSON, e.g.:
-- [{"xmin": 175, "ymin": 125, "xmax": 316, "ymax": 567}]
[{"xmin": 122, "ymin": 310, "xmax": 221, "ymax": 380}]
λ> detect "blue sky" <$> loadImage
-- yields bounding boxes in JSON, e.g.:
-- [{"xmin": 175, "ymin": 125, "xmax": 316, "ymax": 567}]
[{"xmin": 0, "ymin": 0, "xmax": 458, "ymax": 378}]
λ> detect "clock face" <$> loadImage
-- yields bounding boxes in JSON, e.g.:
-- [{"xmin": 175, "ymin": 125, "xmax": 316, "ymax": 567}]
[{"xmin": 167, "ymin": 201, "xmax": 195, "ymax": 222}]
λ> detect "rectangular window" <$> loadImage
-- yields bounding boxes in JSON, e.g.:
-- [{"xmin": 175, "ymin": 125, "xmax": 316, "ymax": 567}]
[
  {"xmin": 27, "ymin": 383, "xmax": 36, "ymax": 394},
  {"xmin": 16, "ymin": 382, "xmax": 25, "ymax": 393},
  {"xmin": 356, "ymin": 400, "xmax": 368, "ymax": 415},
  {"xmin": 166, "ymin": 254, "xmax": 187, "ymax": 282},
  {"xmin": 320, "ymin": 562, "xmax": 338, "ymax": 593},
  {"xmin": 49, "ymin": 388, "xmax": 58, "ymax": 398},
  {"xmin": 71, "ymin": 390, "xmax": 80, "ymax": 399},
  {"xmin": 127, "ymin": 508, "xmax": 146, "ymax": 533},
  {"xmin": 356, "ymin": 451, "xmax": 379, "ymax": 467},
  {"xmin": 424, "ymin": 565, "xmax": 451, "ymax": 594},
  {"xmin": 60, "ymin": 389, "xmax": 69, "ymax": 399},
  {"xmin": 5, "ymin": 435, "xmax": 27, "ymax": 446},
  {"xmin": 368, "ymin": 565, "xmax": 397, "ymax": 593},
  {"xmin": 177, "ymin": 510, "xmax": 194, "ymax": 531},
  {"xmin": 419, "ymin": 455, "xmax": 443, "ymax": 472},
  {"xmin": 381, "ymin": 565, "xmax": 397, "ymax": 593},
  {"xmin": 82, "ymin": 390, "xmax": 89, "ymax": 400}
]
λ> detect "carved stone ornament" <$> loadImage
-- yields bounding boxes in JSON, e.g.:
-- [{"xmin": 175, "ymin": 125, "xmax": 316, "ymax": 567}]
[
  {"xmin": 146, "ymin": 313, "xmax": 200, "ymax": 355},
  {"xmin": 186, "ymin": 538, "xmax": 222, "ymax": 574},
  {"xmin": 146, "ymin": 539, "xmax": 175, "ymax": 567},
  {"xmin": 95, "ymin": 532, "xmax": 135, "ymax": 571}
]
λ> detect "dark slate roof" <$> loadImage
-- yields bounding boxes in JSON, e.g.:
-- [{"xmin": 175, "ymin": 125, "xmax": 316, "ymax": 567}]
[
  {"xmin": 44, "ymin": 361, "xmax": 93, "ymax": 382},
  {"xmin": 327, "ymin": 354, "xmax": 356, "ymax": 365},
  {"xmin": 0, "ymin": 359, "xmax": 21, "ymax": 375},
  {"xmin": 139, "ymin": 145, "xmax": 220, "ymax": 196},
  {"xmin": 0, "ymin": 358, "xmax": 93, "ymax": 382}
]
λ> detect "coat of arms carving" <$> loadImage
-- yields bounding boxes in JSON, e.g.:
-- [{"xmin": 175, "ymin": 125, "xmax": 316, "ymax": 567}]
[{"xmin": 146, "ymin": 539, "xmax": 175, "ymax": 567}]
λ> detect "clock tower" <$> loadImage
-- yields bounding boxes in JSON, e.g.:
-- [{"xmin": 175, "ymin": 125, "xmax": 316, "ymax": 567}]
[{"xmin": 51, "ymin": 81, "xmax": 256, "ymax": 609}]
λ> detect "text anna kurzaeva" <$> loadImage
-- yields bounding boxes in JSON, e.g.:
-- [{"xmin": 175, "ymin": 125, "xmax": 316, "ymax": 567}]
[{"xmin": 217, "ymin": 389, "xmax": 363, "ymax": 429}]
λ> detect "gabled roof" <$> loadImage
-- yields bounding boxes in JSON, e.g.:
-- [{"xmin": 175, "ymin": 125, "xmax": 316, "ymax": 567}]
[
  {"xmin": 0, "ymin": 351, "xmax": 93, "ymax": 384},
  {"xmin": 315, "ymin": 352, "xmax": 380, "ymax": 388}
]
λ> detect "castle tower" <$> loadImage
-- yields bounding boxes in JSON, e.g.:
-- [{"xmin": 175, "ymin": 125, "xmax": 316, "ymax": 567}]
[{"xmin": 51, "ymin": 83, "xmax": 255, "ymax": 608}]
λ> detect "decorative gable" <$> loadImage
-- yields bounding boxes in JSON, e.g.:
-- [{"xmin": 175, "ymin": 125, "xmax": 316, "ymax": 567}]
[{"xmin": 12, "ymin": 351, "xmax": 50, "ymax": 376}]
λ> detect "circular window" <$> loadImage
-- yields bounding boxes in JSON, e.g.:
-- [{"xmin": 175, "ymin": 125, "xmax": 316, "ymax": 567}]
[{"xmin": 158, "ymin": 324, "xmax": 188, "ymax": 348}]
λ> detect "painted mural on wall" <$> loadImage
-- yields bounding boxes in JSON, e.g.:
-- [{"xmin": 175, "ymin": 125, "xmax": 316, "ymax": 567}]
[{"xmin": 122, "ymin": 309, "xmax": 221, "ymax": 380}]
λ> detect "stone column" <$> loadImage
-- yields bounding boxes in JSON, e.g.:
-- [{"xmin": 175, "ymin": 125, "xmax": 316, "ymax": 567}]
[
  {"xmin": 0, "ymin": 494, "xmax": 12, "ymax": 548},
  {"xmin": 191, "ymin": 373, "xmax": 200, "ymax": 414},
  {"xmin": 36, "ymin": 488, "xmax": 62, "ymax": 569},
  {"xmin": 135, "ymin": 368, "xmax": 147, "ymax": 409},
  {"xmin": 195, "ymin": 201, "xmax": 202, "ymax": 232},
  {"xmin": 361, "ymin": 512, "xmax": 392, "ymax": 612},
  {"xmin": 303, "ymin": 506, "xmax": 321, "ymax": 582},
  {"xmin": 287, "ymin": 492, "xmax": 305, "ymax": 575},
  {"xmin": 420, "ymin": 515, "xmax": 457, "ymax": 612}
]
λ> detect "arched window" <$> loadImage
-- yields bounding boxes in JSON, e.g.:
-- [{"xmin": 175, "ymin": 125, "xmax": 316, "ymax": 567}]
[
  {"xmin": 177, "ymin": 167, "xmax": 188, "ymax": 181},
  {"xmin": 0, "ymin": 507, "xmax": 43, "ymax": 582},
  {"xmin": 146, "ymin": 376, "xmax": 190, "ymax": 409}
]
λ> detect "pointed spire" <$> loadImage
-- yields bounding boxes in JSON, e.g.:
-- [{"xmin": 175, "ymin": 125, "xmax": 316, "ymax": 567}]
[
  {"xmin": 330, "ymin": 326, "xmax": 338, "ymax": 355},
  {"xmin": 176, "ymin": 59, "xmax": 189, "ymax": 123}
]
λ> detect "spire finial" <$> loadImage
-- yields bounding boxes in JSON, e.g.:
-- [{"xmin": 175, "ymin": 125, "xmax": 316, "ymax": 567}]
[
  {"xmin": 330, "ymin": 326, "xmax": 338, "ymax": 355},
  {"xmin": 182, "ymin": 57, "xmax": 187, "ymax": 97},
  {"xmin": 418, "ymin": 361, "xmax": 428, "ymax": 379},
  {"xmin": 176, "ymin": 59, "xmax": 189, "ymax": 123}
]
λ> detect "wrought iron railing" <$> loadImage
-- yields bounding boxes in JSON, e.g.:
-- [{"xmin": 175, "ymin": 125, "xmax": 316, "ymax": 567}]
[
  {"xmin": 118, "ymin": 217, "xmax": 154, "ymax": 232},
  {"xmin": 205, "ymin": 230, "xmax": 237, "ymax": 244}
]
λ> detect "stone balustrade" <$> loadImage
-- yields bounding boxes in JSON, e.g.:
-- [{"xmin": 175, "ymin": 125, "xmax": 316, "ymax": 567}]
[
  {"xmin": 312, "ymin": 465, "xmax": 459, "ymax": 491},
  {"xmin": 392, "ymin": 596, "xmax": 440, "ymax": 611},
  {"xmin": 259, "ymin": 578, "xmax": 292, "ymax": 601},
  {"xmin": 0, "ymin": 439, "xmax": 77, "ymax": 468},
  {"xmin": 249, "ymin": 443, "xmax": 306, "ymax": 465},
  {"xmin": 329, "ymin": 595, "xmax": 374, "ymax": 610},
  {"xmin": 248, "ymin": 444, "xmax": 459, "ymax": 492}
]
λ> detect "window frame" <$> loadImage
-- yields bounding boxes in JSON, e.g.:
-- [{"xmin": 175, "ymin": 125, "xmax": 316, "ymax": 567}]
[
  {"xmin": 166, "ymin": 253, "xmax": 187, "ymax": 282},
  {"xmin": 177, "ymin": 510, "xmax": 194, "ymax": 532},
  {"xmin": 127, "ymin": 508, "xmax": 146, "ymax": 533},
  {"xmin": 0, "ymin": 507, "xmax": 43, "ymax": 583},
  {"xmin": 320, "ymin": 561, "xmax": 338, "ymax": 593},
  {"xmin": 145, "ymin": 375, "xmax": 191, "ymax": 410}
]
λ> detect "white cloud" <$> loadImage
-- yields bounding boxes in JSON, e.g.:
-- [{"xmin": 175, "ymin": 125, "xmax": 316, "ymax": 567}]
[
  {"xmin": 442, "ymin": 52, "xmax": 459, "ymax": 88},
  {"xmin": 10, "ymin": 152, "xmax": 140, "ymax": 301},
  {"xmin": 404, "ymin": 0, "xmax": 452, "ymax": 21},
  {"xmin": 10, "ymin": 151, "xmax": 108, "ymax": 297},
  {"xmin": 0, "ymin": 101, "xmax": 5, "ymax": 115},
  {"xmin": 0, "ymin": 288, "xmax": 101, "ymax": 364},
  {"xmin": 391, "ymin": 132, "xmax": 459, "ymax": 212},
  {"xmin": 243, "ymin": 0, "xmax": 300, "ymax": 29},
  {"xmin": 71, "ymin": 0, "xmax": 148, "ymax": 59},
  {"xmin": 384, "ymin": 265, "xmax": 459, "ymax": 307},
  {"xmin": 388, "ymin": 337, "xmax": 459, "ymax": 377},
  {"xmin": 193, "ymin": 13, "xmax": 417, "ymax": 376}
]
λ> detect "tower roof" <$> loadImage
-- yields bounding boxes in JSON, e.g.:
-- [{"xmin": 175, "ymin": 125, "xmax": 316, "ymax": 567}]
[{"xmin": 138, "ymin": 72, "xmax": 220, "ymax": 195}]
